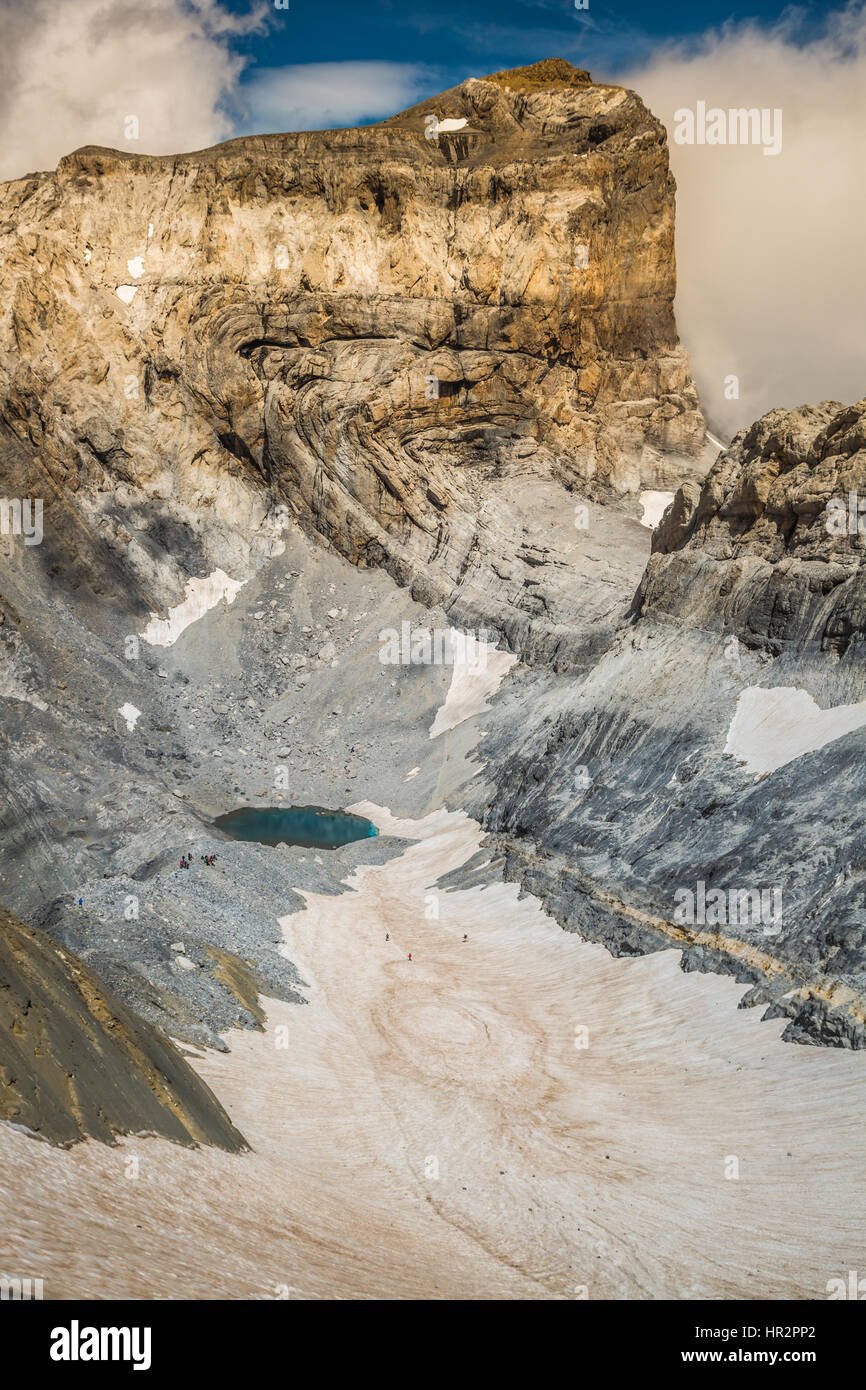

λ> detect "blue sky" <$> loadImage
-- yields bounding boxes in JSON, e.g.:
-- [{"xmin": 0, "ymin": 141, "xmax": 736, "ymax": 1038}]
[{"xmin": 223, "ymin": 0, "xmax": 840, "ymax": 131}]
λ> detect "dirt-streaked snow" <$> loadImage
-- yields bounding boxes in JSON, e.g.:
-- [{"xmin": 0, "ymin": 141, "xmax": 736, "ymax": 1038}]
[
  {"xmin": 429, "ymin": 633, "xmax": 517, "ymax": 738},
  {"xmin": 1, "ymin": 806, "xmax": 865, "ymax": 1299}
]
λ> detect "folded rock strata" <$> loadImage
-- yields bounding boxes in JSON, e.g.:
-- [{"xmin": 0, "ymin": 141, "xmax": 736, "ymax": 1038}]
[
  {"xmin": 2, "ymin": 62, "xmax": 863, "ymax": 1158},
  {"xmin": 0, "ymin": 58, "xmax": 704, "ymax": 664}
]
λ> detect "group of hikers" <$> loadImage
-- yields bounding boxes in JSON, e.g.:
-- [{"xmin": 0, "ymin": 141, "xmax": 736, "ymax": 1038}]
[{"xmin": 178, "ymin": 853, "xmax": 219, "ymax": 869}]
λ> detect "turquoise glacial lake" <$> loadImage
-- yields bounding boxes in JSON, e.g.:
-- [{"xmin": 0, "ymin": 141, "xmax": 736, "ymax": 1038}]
[{"xmin": 213, "ymin": 805, "xmax": 379, "ymax": 851}]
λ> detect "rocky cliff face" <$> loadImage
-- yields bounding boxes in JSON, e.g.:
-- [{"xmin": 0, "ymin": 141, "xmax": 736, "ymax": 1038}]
[
  {"xmin": 639, "ymin": 398, "xmax": 866, "ymax": 658},
  {"xmin": 0, "ymin": 58, "xmax": 703, "ymax": 664},
  {"xmin": 470, "ymin": 398, "xmax": 866, "ymax": 1048},
  {"xmin": 4, "ymin": 61, "xmax": 862, "ymax": 1158}
]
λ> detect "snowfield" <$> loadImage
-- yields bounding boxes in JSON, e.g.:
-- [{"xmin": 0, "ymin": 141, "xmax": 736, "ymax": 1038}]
[{"xmin": 3, "ymin": 806, "xmax": 865, "ymax": 1299}]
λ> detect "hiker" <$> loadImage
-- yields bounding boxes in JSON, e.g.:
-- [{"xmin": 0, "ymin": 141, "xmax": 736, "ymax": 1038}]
[
  {"xmin": 385, "ymin": 933, "xmax": 390, "ymax": 941},
  {"xmin": 408, "ymin": 952, "xmax": 412, "ymax": 961},
  {"xmin": 463, "ymin": 934, "xmax": 468, "ymax": 941}
]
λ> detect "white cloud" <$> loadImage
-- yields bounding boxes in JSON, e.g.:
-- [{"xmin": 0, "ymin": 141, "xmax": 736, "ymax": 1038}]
[
  {"xmin": 620, "ymin": 5, "xmax": 866, "ymax": 437},
  {"xmin": 0, "ymin": 0, "xmax": 266, "ymax": 181},
  {"xmin": 240, "ymin": 61, "xmax": 436, "ymax": 132}
]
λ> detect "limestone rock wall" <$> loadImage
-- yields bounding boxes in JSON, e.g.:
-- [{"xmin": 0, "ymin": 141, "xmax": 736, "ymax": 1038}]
[
  {"xmin": 469, "ymin": 397, "xmax": 866, "ymax": 1048},
  {"xmin": 0, "ymin": 59, "xmax": 703, "ymax": 640},
  {"xmin": 639, "ymin": 398, "xmax": 866, "ymax": 660}
]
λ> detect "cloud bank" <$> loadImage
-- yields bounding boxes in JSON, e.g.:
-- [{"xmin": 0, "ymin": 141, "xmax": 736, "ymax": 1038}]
[
  {"xmin": 620, "ymin": 4, "xmax": 866, "ymax": 437},
  {"xmin": 0, "ymin": 0, "xmax": 436, "ymax": 170},
  {"xmin": 0, "ymin": 0, "xmax": 266, "ymax": 179}
]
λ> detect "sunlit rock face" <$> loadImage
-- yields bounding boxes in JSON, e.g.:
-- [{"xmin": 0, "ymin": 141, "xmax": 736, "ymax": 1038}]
[
  {"xmin": 639, "ymin": 398, "xmax": 866, "ymax": 659},
  {"xmin": 0, "ymin": 58, "xmax": 703, "ymax": 646}
]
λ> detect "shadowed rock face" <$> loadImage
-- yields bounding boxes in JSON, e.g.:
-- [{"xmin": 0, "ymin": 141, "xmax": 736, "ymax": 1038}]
[
  {"xmin": 0, "ymin": 58, "xmax": 703, "ymax": 660},
  {"xmin": 0, "ymin": 906, "xmax": 246, "ymax": 1148},
  {"xmin": 469, "ymin": 398, "xmax": 866, "ymax": 1049}
]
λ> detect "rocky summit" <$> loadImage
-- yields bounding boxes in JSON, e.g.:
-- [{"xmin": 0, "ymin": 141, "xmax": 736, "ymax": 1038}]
[
  {"xmin": 0, "ymin": 59, "xmax": 706, "ymax": 668},
  {"xmin": 0, "ymin": 56, "xmax": 865, "ymax": 1302}
]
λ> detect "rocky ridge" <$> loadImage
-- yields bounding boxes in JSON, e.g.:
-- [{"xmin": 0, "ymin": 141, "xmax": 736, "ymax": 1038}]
[
  {"xmin": 640, "ymin": 397, "xmax": 866, "ymax": 657},
  {"xmin": 0, "ymin": 904, "xmax": 245, "ymax": 1148},
  {"xmin": 469, "ymin": 398, "xmax": 866, "ymax": 1047},
  {"xmin": 0, "ymin": 58, "xmax": 705, "ymax": 672}
]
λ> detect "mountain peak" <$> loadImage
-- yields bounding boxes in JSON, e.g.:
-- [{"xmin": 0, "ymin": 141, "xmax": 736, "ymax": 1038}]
[{"xmin": 484, "ymin": 58, "xmax": 593, "ymax": 90}]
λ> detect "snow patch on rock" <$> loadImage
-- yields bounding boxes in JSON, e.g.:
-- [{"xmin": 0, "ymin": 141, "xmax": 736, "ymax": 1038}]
[
  {"xmin": 119, "ymin": 703, "xmax": 141, "ymax": 732},
  {"xmin": 725, "ymin": 686, "xmax": 866, "ymax": 776},
  {"xmin": 638, "ymin": 490, "xmax": 674, "ymax": 529},
  {"xmin": 142, "ymin": 569, "xmax": 246, "ymax": 647},
  {"xmin": 429, "ymin": 632, "xmax": 517, "ymax": 739}
]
